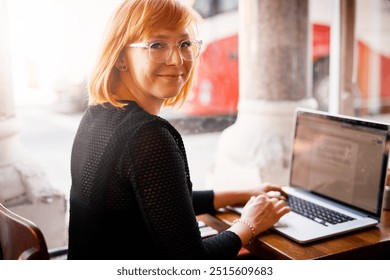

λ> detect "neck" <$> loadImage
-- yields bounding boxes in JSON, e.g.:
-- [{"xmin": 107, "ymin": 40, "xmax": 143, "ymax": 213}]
[{"xmin": 115, "ymin": 78, "xmax": 162, "ymax": 115}]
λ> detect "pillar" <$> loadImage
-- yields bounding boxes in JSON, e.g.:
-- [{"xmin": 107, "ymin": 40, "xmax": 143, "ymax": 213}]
[{"xmin": 207, "ymin": 0, "xmax": 317, "ymax": 189}]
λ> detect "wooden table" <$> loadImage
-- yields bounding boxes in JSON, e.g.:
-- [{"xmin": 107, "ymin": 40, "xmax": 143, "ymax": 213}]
[{"xmin": 198, "ymin": 209, "xmax": 390, "ymax": 259}]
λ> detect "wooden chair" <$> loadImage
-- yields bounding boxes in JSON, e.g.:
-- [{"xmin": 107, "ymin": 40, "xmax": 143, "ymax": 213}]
[{"xmin": 0, "ymin": 202, "xmax": 67, "ymax": 260}]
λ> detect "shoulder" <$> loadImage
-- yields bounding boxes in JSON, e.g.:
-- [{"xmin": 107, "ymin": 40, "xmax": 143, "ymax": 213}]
[
  {"xmin": 83, "ymin": 102, "xmax": 176, "ymax": 135},
  {"xmin": 80, "ymin": 102, "xmax": 184, "ymax": 152},
  {"xmin": 107, "ymin": 102, "xmax": 184, "ymax": 150},
  {"xmin": 131, "ymin": 117, "xmax": 181, "ymax": 151},
  {"xmin": 121, "ymin": 112, "xmax": 187, "ymax": 172}
]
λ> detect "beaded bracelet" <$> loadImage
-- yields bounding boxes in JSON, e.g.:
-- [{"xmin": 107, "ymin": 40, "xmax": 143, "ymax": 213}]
[{"xmin": 233, "ymin": 218, "xmax": 257, "ymax": 245}]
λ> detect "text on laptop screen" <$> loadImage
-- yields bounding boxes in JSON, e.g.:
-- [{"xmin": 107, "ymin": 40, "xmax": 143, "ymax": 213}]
[{"xmin": 290, "ymin": 112, "xmax": 389, "ymax": 214}]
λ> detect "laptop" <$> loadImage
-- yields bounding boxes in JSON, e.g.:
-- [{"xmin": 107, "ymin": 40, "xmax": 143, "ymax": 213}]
[{"xmin": 229, "ymin": 108, "xmax": 390, "ymax": 243}]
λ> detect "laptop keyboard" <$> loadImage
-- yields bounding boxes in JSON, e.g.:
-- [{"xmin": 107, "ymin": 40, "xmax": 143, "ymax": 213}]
[{"xmin": 287, "ymin": 195, "xmax": 355, "ymax": 226}]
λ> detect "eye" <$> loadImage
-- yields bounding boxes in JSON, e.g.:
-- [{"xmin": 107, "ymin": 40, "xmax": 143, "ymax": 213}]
[
  {"xmin": 180, "ymin": 40, "xmax": 192, "ymax": 48},
  {"xmin": 149, "ymin": 41, "xmax": 168, "ymax": 49}
]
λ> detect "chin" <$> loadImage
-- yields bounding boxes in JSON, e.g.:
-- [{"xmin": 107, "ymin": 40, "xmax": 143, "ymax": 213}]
[
  {"xmin": 160, "ymin": 89, "xmax": 182, "ymax": 99},
  {"xmin": 163, "ymin": 93, "xmax": 180, "ymax": 100}
]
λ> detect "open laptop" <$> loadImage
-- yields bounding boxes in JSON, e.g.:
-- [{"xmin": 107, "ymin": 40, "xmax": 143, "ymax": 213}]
[{"xmin": 230, "ymin": 108, "xmax": 390, "ymax": 243}]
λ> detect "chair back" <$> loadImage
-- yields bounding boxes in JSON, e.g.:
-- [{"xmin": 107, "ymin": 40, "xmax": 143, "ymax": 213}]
[{"xmin": 0, "ymin": 203, "xmax": 50, "ymax": 260}]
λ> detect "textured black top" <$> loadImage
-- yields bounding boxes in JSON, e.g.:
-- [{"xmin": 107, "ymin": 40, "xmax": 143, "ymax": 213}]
[{"xmin": 67, "ymin": 101, "xmax": 242, "ymax": 259}]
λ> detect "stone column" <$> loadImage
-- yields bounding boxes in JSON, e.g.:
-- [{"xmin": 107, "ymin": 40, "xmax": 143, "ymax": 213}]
[
  {"xmin": 207, "ymin": 0, "xmax": 317, "ymax": 189},
  {"xmin": 0, "ymin": 0, "xmax": 66, "ymax": 248}
]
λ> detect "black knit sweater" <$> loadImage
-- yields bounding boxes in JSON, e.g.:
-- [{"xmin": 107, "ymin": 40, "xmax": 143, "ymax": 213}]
[{"xmin": 67, "ymin": 101, "xmax": 242, "ymax": 259}]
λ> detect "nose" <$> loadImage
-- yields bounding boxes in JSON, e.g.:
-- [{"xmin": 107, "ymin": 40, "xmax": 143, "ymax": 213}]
[{"xmin": 165, "ymin": 47, "xmax": 183, "ymax": 66}]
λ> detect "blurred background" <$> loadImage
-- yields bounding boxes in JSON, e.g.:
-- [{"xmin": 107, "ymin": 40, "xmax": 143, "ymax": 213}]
[{"xmin": 8, "ymin": 0, "xmax": 390, "ymax": 193}]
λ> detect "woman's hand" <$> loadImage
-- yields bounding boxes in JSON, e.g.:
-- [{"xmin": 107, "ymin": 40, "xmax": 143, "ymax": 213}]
[
  {"xmin": 228, "ymin": 194, "xmax": 290, "ymax": 246},
  {"xmin": 240, "ymin": 194, "xmax": 290, "ymax": 234}
]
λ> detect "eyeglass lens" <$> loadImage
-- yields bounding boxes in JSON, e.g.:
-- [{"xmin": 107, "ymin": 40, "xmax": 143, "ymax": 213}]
[{"xmin": 148, "ymin": 40, "xmax": 200, "ymax": 63}]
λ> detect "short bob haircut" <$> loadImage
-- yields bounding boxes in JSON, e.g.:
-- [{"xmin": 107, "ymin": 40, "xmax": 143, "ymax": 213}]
[{"xmin": 88, "ymin": 0, "xmax": 201, "ymax": 108}]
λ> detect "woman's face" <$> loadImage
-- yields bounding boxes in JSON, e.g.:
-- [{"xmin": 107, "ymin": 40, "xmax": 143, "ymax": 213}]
[{"xmin": 121, "ymin": 29, "xmax": 194, "ymax": 110}]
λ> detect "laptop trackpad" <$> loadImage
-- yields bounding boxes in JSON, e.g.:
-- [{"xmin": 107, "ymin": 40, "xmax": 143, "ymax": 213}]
[{"xmin": 272, "ymin": 212, "xmax": 330, "ymax": 243}]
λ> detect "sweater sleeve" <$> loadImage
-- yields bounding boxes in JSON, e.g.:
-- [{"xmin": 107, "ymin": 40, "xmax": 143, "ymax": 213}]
[
  {"xmin": 123, "ymin": 120, "xmax": 241, "ymax": 259},
  {"xmin": 193, "ymin": 190, "xmax": 215, "ymax": 215}
]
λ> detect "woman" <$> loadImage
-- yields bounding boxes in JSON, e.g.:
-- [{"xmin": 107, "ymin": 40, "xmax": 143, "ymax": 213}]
[{"xmin": 67, "ymin": 0, "xmax": 290, "ymax": 260}]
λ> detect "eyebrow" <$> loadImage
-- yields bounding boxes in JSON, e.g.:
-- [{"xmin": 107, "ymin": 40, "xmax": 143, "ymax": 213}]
[{"xmin": 148, "ymin": 33, "xmax": 190, "ymax": 41}]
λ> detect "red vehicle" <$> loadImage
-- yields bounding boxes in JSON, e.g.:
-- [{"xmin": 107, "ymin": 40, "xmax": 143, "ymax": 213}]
[{"xmin": 179, "ymin": 0, "xmax": 390, "ymax": 116}]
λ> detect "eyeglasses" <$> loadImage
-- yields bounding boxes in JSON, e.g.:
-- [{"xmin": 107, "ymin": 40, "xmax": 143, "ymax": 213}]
[{"xmin": 127, "ymin": 39, "xmax": 203, "ymax": 64}]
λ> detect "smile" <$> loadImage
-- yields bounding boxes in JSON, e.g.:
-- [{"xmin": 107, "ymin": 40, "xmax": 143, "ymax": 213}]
[{"xmin": 158, "ymin": 74, "xmax": 183, "ymax": 81}]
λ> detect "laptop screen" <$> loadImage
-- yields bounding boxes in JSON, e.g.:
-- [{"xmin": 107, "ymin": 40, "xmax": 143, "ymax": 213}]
[{"xmin": 290, "ymin": 109, "xmax": 390, "ymax": 216}]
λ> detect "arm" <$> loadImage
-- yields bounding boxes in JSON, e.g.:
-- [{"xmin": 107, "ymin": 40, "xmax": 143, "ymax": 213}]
[
  {"xmin": 126, "ymin": 121, "xmax": 241, "ymax": 259},
  {"xmin": 213, "ymin": 184, "xmax": 288, "ymax": 209}
]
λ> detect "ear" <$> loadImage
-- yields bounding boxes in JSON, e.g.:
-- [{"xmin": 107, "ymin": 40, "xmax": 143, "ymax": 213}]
[{"xmin": 115, "ymin": 58, "xmax": 128, "ymax": 71}]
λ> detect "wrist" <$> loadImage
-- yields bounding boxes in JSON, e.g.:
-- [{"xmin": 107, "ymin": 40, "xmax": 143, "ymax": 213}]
[{"xmin": 228, "ymin": 218, "xmax": 257, "ymax": 246}]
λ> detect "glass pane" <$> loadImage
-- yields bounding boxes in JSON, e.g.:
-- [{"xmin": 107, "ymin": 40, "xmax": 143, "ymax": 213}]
[
  {"xmin": 355, "ymin": 0, "xmax": 390, "ymax": 116},
  {"xmin": 310, "ymin": 0, "xmax": 332, "ymax": 111},
  {"xmin": 176, "ymin": 0, "xmax": 239, "ymax": 119},
  {"xmin": 217, "ymin": 0, "xmax": 238, "ymax": 14}
]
